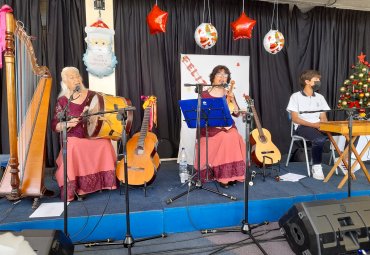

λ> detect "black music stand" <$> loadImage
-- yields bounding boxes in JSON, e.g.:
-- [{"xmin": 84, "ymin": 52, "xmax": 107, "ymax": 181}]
[{"xmin": 166, "ymin": 97, "xmax": 236, "ymax": 204}]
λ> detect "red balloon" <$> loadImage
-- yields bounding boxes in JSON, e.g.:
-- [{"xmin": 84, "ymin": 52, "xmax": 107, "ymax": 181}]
[
  {"xmin": 146, "ymin": 4, "xmax": 168, "ymax": 35},
  {"xmin": 230, "ymin": 12, "xmax": 256, "ymax": 40}
]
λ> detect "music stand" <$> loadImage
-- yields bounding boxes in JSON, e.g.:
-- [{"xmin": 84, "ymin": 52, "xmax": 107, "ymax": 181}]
[{"xmin": 166, "ymin": 97, "xmax": 236, "ymax": 204}]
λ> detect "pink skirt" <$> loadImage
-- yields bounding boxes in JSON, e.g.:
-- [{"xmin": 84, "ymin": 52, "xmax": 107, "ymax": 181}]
[
  {"xmin": 194, "ymin": 128, "xmax": 246, "ymax": 184},
  {"xmin": 55, "ymin": 137, "xmax": 117, "ymax": 201}
]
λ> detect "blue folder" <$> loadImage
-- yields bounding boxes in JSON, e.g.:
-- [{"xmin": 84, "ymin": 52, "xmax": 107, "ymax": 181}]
[{"xmin": 179, "ymin": 97, "xmax": 233, "ymax": 128}]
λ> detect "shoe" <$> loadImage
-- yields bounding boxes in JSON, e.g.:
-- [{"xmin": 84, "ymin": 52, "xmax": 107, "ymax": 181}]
[
  {"xmin": 336, "ymin": 158, "xmax": 360, "ymax": 175},
  {"xmin": 312, "ymin": 164, "xmax": 325, "ymax": 180},
  {"xmin": 228, "ymin": 180, "xmax": 237, "ymax": 186},
  {"xmin": 219, "ymin": 182, "xmax": 229, "ymax": 189}
]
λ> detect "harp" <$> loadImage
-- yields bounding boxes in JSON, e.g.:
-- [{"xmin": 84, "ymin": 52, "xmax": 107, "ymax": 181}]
[{"xmin": 0, "ymin": 12, "xmax": 52, "ymax": 205}]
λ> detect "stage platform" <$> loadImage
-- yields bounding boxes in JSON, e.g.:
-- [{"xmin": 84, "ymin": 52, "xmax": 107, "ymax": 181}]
[{"xmin": 0, "ymin": 155, "xmax": 369, "ymax": 244}]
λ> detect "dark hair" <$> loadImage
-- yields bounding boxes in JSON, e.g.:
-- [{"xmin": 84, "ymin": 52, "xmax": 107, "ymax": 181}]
[
  {"xmin": 299, "ymin": 70, "xmax": 321, "ymax": 89},
  {"xmin": 209, "ymin": 65, "xmax": 231, "ymax": 84}
]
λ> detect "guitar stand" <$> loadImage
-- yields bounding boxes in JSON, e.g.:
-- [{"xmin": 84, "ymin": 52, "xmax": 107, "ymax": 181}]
[
  {"xmin": 119, "ymin": 181, "xmax": 153, "ymax": 197},
  {"xmin": 258, "ymin": 157, "xmax": 281, "ymax": 183}
]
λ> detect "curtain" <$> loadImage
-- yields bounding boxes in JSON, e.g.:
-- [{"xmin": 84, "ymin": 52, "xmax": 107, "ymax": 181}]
[
  {"xmin": 45, "ymin": 0, "xmax": 87, "ymax": 166},
  {"xmin": 113, "ymin": 0, "xmax": 370, "ymax": 156},
  {"xmin": 0, "ymin": 0, "xmax": 42, "ymax": 154}
]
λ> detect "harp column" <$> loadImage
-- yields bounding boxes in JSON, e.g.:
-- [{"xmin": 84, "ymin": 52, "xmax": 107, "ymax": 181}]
[{"xmin": 4, "ymin": 12, "xmax": 21, "ymax": 199}]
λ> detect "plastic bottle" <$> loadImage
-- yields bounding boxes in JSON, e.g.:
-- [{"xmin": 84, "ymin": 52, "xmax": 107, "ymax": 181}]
[{"xmin": 179, "ymin": 148, "xmax": 189, "ymax": 183}]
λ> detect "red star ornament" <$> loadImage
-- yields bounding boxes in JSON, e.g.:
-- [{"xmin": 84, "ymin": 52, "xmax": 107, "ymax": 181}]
[
  {"xmin": 230, "ymin": 12, "xmax": 256, "ymax": 40},
  {"xmin": 146, "ymin": 4, "xmax": 168, "ymax": 35},
  {"xmin": 358, "ymin": 52, "xmax": 366, "ymax": 63}
]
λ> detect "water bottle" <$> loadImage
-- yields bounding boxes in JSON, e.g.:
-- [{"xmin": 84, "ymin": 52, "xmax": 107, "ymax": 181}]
[{"xmin": 179, "ymin": 148, "xmax": 189, "ymax": 183}]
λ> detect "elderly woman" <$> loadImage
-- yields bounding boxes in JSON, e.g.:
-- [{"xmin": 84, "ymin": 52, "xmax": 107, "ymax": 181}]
[{"xmin": 51, "ymin": 67, "xmax": 117, "ymax": 201}]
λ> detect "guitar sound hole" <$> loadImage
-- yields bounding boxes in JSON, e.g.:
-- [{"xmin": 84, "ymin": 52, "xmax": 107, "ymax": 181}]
[
  {"xmin": 259, "ymin": 136, "xmax": 267, "ymax": 143},
  {"xmin": 136, "ymin": 146, "xmax": 144, "ymax": 155}
]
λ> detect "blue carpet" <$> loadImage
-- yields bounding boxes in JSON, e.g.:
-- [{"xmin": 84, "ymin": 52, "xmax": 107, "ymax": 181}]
[{"xmin": 0, "ymin": 156, "xmax": 369, "ymax": 243}]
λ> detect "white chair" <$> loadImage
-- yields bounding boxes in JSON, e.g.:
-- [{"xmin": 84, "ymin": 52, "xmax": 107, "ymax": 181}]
[
  {"xmin": 286, "ymin": 122, "xmax": 311, "ymax": 176},
  {"xmin": 286, "ymin": 122, "xmax": 338, "ymax": 177}
]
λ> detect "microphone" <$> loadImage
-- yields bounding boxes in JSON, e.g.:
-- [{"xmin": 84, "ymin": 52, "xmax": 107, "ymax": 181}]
[{"xmin": 73, "ymin": 84, "xmax": 81, "ymax": 93}]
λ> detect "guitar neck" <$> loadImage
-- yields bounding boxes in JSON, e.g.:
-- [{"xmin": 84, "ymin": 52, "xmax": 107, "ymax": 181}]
[
  {"xmin": 251, "ymin": 105, "xmax": 264, "ymax": 136},
  {"xmin": 138, "ymin": 107, "xmax": 151, "ymax": 148}
]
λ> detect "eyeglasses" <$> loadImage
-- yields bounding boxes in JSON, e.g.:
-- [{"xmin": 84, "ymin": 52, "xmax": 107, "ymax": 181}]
[{"xmin": 215, "ymin": 73, "xmax": 228, "ymax": 78}]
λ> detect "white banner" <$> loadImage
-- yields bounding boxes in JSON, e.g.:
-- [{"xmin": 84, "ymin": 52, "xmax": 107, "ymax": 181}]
[{"xmin": 179, "ymin": 54, "xmax": 250, "ymax": 164}]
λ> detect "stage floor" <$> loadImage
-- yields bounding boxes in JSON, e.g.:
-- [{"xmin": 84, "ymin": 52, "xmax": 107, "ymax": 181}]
[{"xmin": 0, "ymin": 155, "xmax": 369, "ymax": 243}]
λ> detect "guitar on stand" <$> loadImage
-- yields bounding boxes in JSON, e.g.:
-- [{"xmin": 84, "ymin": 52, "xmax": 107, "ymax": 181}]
[
  {"xmin": 243, "ymin": 94, "xmax": 281, "ymax": 182},
  {"xmin": 116, "ymin": 96, "xmax": 160, "ymax": 190}
]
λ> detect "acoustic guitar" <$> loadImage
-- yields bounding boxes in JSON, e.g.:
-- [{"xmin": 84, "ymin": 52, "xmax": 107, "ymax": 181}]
[
  {"xmin": 116, "ymin": 96, "xmax": 160, "ymax": 185},
  {"xmin": 243, "ymin": 95, "xmax": 281, "ymax": 166}
]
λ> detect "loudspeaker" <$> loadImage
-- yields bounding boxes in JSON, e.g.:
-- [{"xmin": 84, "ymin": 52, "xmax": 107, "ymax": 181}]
[
  {"xmin": 279, "ymin": 196, "xmax": 370, "ymax": 255},
  {"xmin": 10, "ymin": 229, "xmax": 74, "ymax": 255}
]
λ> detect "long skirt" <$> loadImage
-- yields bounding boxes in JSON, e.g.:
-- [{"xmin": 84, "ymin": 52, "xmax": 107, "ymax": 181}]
[
  {"xmin": 55, "ymin": 137, "xmax": 117, "ymax": 201},
  {"xmin": 194, "ymin": 128, "xmax": 246, "ymax": 184}
]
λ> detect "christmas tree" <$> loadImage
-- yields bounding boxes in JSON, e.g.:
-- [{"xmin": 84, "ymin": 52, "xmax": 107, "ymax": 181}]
[{"xmin": 338, "ymin": 52, "xmax": 370, "ymax": 118}]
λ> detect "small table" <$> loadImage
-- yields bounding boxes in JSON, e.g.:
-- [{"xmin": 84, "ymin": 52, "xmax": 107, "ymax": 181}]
[{"xmin": 319, "ymin": 121, "xmax": 370, "ymax": 188}]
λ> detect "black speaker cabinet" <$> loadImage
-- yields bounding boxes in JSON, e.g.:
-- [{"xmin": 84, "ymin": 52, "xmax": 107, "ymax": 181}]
[
  {"xmin": 7, "ymin": 229, "xmax": 74, "ymax": 255},
  {"xmin": 279, "ymin": 196, "xmax": 370, "ymax": 255}
]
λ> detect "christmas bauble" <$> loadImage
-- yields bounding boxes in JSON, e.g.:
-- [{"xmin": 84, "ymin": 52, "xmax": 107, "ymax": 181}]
[
  {"xmin": 340, "ymin": 87, "xmax": 346, "ymax": 92},
  {"xmin": 360, "ymin": 93, "xmax": 365, "ymax": 98},
  {"xmin": 359, "ymin": 73, "xmax": 364, "ymax": 78},
  {"xmin": 350, "ymin": 75, "xmax": 354, "ymax": 79},
  {"xmin": 362, "ymin": 68, "xmax": 367, "ymax": 72},
  {"xmin": 359, "ymin": 82, "xmax": 363, "ymax": 86},
  {"xmin": 194, "ymin": 23, "xmax": 218, "ymax": 49},
  {"xmin": 365, "ymin": 92, "xmax": 370, "ymax": 97},
  {"xmin": 344, "ymin": 79, "xmax": 350, "ymax": 85},
  {"xmin": 342, "ymin": 101, "xmax": 347, "ymax": 106},
  {"xmin": 263, "ymin": 30, "xmax": 285, "ymax": 54}
]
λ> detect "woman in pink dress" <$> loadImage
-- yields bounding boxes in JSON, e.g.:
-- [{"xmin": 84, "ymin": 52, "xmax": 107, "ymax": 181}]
[
  {"xmin": 51, "ymin": 67, "xmax": 117, "ymax": 201},
  {"xmin": 195, "ymin": 65, "xmax": 246, "ymax": 188}
]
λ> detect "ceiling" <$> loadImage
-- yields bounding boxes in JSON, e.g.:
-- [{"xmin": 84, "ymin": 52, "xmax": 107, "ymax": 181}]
[{"xmin": 257, "ymin": 0, "xmax": 370, "ymax": 12}]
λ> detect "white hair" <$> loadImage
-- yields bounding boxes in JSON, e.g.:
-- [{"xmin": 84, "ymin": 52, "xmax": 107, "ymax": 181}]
[{"xmin": 58, "ymin": 67, "xmax": 85, "ymax": 98}]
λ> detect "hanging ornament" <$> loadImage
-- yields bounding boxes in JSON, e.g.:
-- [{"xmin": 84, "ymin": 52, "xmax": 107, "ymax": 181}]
[
  {"xmin": 194, "ymin": 0, "xmax": 218, "ymax": 49},
  {"xmin": 230, "ymin": 0, "xmax": 256, "ymax": 40},
  {"xmin": 263, "ymin": 30, "xmax": 285, "ymax": 54},
  {"xmin": 194, "ymin": 23, "xmax": 218, "ymax": 49},
  {"xmin": 146, "ymin": 3, "xmax": 168, "ymax": 35},
  {"xmin": 263, "ymin": 0, "xmax": 284, "ymax": 54},
  {"xmin": 230, "ymin": 12, "xmax": 256, "ymax": 40}
]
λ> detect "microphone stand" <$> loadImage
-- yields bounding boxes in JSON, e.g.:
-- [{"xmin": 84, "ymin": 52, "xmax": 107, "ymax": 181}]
[
  {"xmin": 81, "ymin": 106, "xmax": 165, "ymax": 254},
  {"xmin": 299, "ymin": 107, "xmax": 367, "ymax": 197},
  {"xmin": 166, "ymin": 84, "xmax": 236, "ymax": 204},
  {"xmin": 57, "ymin": 89, "xmax": 80, "ymax": 236},
  {"xmin": 201, "ymin": 104, "xmax": 268, "ymax": 255}
]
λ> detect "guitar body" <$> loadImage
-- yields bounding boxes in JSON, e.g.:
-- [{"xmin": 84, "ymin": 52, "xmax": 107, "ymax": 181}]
[
  {"xmin": 250, "ymin": 128, "xmax": 281, "ymax": 166},
  {"xmin": 116, "ymin": 131, "xmax": 160, "ymax": 185}
]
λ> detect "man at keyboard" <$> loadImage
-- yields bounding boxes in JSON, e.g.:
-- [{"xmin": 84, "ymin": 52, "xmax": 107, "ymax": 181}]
[{"xmin": 286, "ymin": 70, "xmax": 330, "ymax": 180}]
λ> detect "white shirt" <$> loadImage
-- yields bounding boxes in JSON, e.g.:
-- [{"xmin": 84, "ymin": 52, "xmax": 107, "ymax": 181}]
[{"xmin": 286, "ymin": 91, "xmax": 330, "ymax": 129}]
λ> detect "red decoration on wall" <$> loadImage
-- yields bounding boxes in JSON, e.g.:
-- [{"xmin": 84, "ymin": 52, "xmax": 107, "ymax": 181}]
[
  {"xmin": 146, "ymin": 4, "xmax": 168, "ymax": 35},
  {"xmin": 230, "ymin": 12, "xmax": 256, "ymax": 40}
]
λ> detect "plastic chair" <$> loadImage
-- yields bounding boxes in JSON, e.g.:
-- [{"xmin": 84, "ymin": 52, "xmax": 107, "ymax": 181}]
[{"xmin": 286, "ymin": 122, "xmax": 312, "ymax": 176}]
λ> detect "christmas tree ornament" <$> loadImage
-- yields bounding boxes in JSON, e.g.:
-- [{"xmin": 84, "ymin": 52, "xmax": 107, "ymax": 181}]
[
  {"xmin": 365, "ymin": 92, "xmax": 370, "ymax": 97},
  {"xmin": 350, "ymin": 75, "xmax": 354, "ymax": 79},
  {"xmin": 340, "ymin": 87, "xmax": 346, "ymax": 92},
  {"xmin": 262, "ymin": 0, "xmax": 285, "ymax": 54},
  {"xmin": 342, "ymin": 101, "xmax": 347, "ymax": 106},
  {"xmin": 360, "ymin": 93, "xmax": 365, "ymax": 98},
  {"xmin": 230, "ymin": 12, "xmax": 256, "ymax": 40},
  {"xmin": 344, "ymin": 79, "xmax": 350, "ymax": 84},
  {"xmin": 146, "ymin": 3, "xmax": 168, "ymax": 35},
  {"xmin": 362, "ymin": 68, "xmax": 367, "ymax": 72},
  {"xmin": 358, "ymin": 52, "xmax": 366, "ymax": 62},
  {"xmin": 263, "ymin": 30, "xmax": 284, "ymax": 54},
  {"xmin": 194, "ymin": 0, "xmax": 218, "ymax": 49},
  {"xmin": 83, "ymin": 19, "xmax": 117, "ymax": 78},
  {"xmin": 194, "ymin": 23, "xmax": 218, "ymax": 49},
  {"xmin": 359, "ymin": 73, "xmax": 364, "ymax": 78}
]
